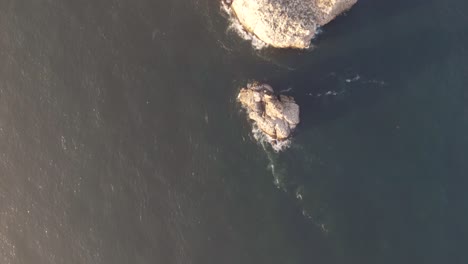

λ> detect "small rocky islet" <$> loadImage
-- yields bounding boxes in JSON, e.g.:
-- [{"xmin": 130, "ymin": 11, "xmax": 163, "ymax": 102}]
[{"xmin": 238, "ymin": 83, "xmax": 300, "ymax": 151}]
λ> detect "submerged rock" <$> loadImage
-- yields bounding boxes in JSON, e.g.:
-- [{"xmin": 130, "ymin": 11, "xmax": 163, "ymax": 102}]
[
  {"xmin": 227, "ymin": 0, "xmax": 357, "ymax": 49},
  {"xmin": 238, "ymin": 83, "xmax": 300, "ymax": 150}
]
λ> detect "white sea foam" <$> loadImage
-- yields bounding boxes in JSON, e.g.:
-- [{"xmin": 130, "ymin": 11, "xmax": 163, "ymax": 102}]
[
  {"xmin": 251, "ymin": 125, "xmax": 292, "ymax": 153},
  {"xmin": 279, "ymin": 87, "xmax": 293, "ymax": 93},
  {"xmin": 221, "ymin": 3, "xmax": 268, "ymax": 50},
  {"xmin": 345, "ymin": 74, "xmax": 361, "ymax": 83}
]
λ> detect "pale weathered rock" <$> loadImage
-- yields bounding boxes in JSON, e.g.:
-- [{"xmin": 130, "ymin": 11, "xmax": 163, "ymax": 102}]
[
  {"xmin": 279, "ymin": 95, "xmax": 300, "ymax": 127},
  {"xmin": 228, "ymin": 0, "xmax": 357, "ymax": 49},
  {"xmin": 238, "ymin": 83, "xmax": 300, "ymax": 148},
  {"xmin": 274, "ymin": 120, "xmax": 291, "ymax": 140},
  {"xmin": 311, "ymin": 0, "xmax": 358, "ymax": 26}
]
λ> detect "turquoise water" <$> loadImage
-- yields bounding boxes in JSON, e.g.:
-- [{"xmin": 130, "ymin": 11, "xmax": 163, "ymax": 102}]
[{"xmin": 0, "ymin": 0, "xmax": 467, "ymax": 263}]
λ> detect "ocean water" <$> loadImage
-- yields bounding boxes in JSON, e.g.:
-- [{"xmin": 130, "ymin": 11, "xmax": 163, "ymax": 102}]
[{"xmin": 1, "ymin": 0, "xmax": 467, "ymax": 263}]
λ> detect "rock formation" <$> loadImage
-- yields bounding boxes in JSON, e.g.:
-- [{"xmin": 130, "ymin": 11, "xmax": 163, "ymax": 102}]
[
  {"xmin": 227, "ymin": 0, "xmax": 357, "ymax": 49},
  {"xmin": 238, "ymin": 83, "xmax": 300, "ymax": 150}
]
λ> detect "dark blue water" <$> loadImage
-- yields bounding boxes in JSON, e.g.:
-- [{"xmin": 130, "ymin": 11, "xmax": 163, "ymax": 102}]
[{"xmin": 1, "ymin": 0, "xmax": 467, "ymax": 263}]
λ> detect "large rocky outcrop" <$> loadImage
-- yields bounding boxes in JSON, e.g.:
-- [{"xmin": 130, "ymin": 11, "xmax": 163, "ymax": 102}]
[
  {"xmin": 238, "ymin": 83, "xmax": 299, "ymax": 150},
  {"xmin": 227, "ymin": 0, "xmax": 357, "ymax": 49}
]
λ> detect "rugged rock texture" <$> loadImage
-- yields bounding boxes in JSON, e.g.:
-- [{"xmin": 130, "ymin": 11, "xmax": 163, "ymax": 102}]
[
  {"xmin": 229, "ymin": 0, "xmax": 357, "ymax": 48},
  {"xmin": 238, "ymin": 83, "xmax": 300, "ymax": 144},
  {"xmin": 311, "ymin": 0, "xmax": 358, "ymax": 26}
]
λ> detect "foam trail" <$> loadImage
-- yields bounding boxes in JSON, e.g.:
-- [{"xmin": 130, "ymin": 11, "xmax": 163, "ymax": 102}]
[{"xmin": 256, "ymin": 135, "xmax": 331, "ymax": 233}]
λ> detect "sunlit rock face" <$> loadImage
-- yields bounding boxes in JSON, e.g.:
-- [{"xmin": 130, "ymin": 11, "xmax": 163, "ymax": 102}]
[
  {"xmin": 229, "ymin": 0, "xmax": 357, "ymax": 49},
  {"xmin": 311, "ymin": 0, "xmax": 358, "ymax": 25}
]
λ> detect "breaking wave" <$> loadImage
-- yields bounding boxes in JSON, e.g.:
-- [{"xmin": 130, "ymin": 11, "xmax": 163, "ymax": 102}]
[{"xmin": 252, "ymin": 125, "xmax": 292, "ymax": 153}]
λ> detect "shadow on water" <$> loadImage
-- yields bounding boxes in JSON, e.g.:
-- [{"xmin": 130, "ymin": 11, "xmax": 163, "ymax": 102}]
[
  {"xmin": 291, "ymin": 24, "xmax": 452, "ymax": 129},
  {"xmin": 203, "ymin": 0, "xmax": 468, "ymax": 263},
  {"xmin": 97, "ymin": 0, "xmax": 468, "ymax": 263},
  {"xmin": 229, "ymin": 0, "xmax": 459, "ymax": 260},
  {"xmin": 210, "ymin": 0, "xmax": 445, "ymax": 131},
  {"xmin": 263, "ymin": 19, "xmax": 455, "ymax": 193},
  {"xmin": 324, "ymin": 0, "xmax": 431, "ymax": 30}
]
